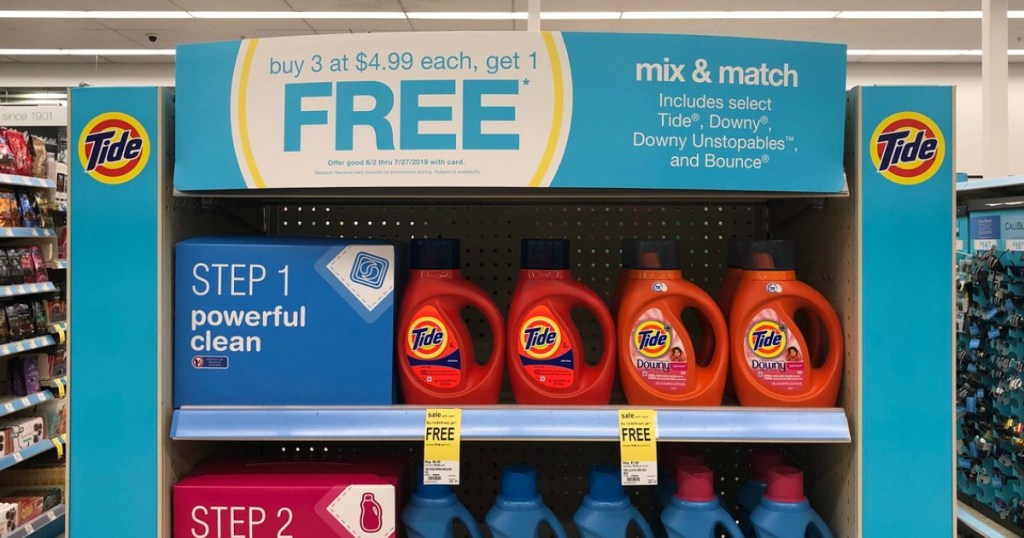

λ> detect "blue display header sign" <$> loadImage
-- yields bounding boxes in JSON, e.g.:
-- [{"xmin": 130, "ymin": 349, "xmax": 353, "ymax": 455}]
[{"xmin": 174, "ymin": 32, "xmax": 846, "ymax": 192}]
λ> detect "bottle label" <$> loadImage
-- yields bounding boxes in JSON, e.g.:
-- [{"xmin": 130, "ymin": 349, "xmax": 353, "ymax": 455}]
[
  {"xmin": 518, "ymin": 305, "xmax": 574, "ymax": 388},
  {"xmin": 630, "ymin": 308, "xmax": 687, "ymax": 392},
  {"xmin": 744, "ymin": 308, "xmax": 806, "ymax": 391},
  {"xmin": 406, "ymin": 305, "xmax": 461, "ymax": 388}
]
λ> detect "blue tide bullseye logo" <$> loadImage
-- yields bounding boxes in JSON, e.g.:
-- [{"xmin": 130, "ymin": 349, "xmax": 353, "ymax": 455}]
[
  {"xmin": 350, "ymin": 251, "xmax": 389, "ymax": 289},
  {"xmin": 520, "ymin": 316, "xmax": 562, "ymax": 359},
  {"xmin": 78, "ymin": 112, "xmax": 149, "ymax": 185},
  {"xmin": 408, "ymin": 316, "xmax": 448, "ymax": 360},
  {"xmin": 748, "ymin": 320, "xmax": 787, "ymax": 358},
  {"xmin": 634, "ymin": 320, "xmax": 670, "ymax": 358}
]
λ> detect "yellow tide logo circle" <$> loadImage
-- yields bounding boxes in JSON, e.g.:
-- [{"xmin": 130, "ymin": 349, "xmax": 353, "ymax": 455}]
[
  {"xmin": 78, "ymin": 112, "xmax": 150, "ymax": 185},
  {"xmin": 870, "ymin": 111, "xmax": 945, "ymax": 186},
  {"xmin": 520, "ymin": 316, "xmax": 562, "ymax": 359},
  {"xmin": 408, "ymin": 316, "xmax": 448, "ymax": 360},
  {"xmin": 634, "ymin": 320, "xmax": 670, "ymax": 358},
  {"xmin": 748, "ymin": 320, "xmax": 787, "ymax": 359}
]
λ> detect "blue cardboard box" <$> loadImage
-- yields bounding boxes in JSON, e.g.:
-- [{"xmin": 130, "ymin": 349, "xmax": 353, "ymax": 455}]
[{"xmin": 175, "ymin": 237, "xmax": 396, "ymax": 406}]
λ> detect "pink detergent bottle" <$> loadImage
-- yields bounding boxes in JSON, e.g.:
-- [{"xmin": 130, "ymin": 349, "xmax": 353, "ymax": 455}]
[{"xmin": 361, "ymin": 492, "xmax": 383, "ymax": 533}]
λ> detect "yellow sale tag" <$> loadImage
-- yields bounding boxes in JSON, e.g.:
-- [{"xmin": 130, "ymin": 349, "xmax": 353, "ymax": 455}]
[
  {"xmin": 618, "ymin": 409, "xmax": 658, "ymax": 486},
  {"xmin": 424, "ymin": 408, "xmax": 461, "ymax": 485}
]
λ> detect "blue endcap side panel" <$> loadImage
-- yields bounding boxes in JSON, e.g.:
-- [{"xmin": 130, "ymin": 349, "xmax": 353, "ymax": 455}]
[
  {"xmin": 70, "ymin": 87, "xmax": 160, "ymax": 537},
  {"xmin": 858, "ymin": 86, "xmax": 954, "ymax": 536}
]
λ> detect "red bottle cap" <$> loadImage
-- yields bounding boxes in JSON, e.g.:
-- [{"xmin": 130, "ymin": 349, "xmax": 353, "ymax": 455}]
[
  {"xmin": 675, "ymin": 464, "xmax": 715, "ymax": 503},
  {"xmin": 750, "ymin": 449, "xmax": 785, "ymax": 482},
  {"xmin": 764, "ymin": 466, "xmax": 806, "ymax": 503}
]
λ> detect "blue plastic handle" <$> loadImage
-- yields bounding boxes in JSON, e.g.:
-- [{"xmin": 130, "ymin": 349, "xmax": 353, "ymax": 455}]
[
  {"xmin": 808, "ymin": 512, "xmax": 835, "ymax": 538},
  {"xmin": 629, "ymin": 507, "xmax": 656, "ymax": 538},
  {"xmin": 716, "ymin": 513, "xmax": 745, "ymax": 538},
  {"xmin": 455, "ymin": 504, "xmax": 484, "ymax": 538},
  {"xmin": 541, "ymin": 507, "xmax": 569, "ymax": 538}
]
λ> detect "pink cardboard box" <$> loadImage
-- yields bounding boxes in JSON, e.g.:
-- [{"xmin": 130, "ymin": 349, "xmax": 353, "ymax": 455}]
[{"xmin": 173, "ymin": 461, "xmax": 403, "ymax": 538}]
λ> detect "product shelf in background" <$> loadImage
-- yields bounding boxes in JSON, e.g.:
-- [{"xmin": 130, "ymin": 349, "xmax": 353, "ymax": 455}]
[
  {"xmin": 171, "ymin": 406, "xmax": 850, "ymax": 443},
  {"xmin": 44, "ymin": 260, "xmax": 66, "ymax": 270},
  {"xmin": 0, "ymin": 282, "xmax": 56, "ymax": 299},
  {"xmin": 958, "ymin": 501, "xmax": 1017, "ymax": 538},
  {"xmin": 8, "ymin": 503, "xmax": 65, "ymax": 538},
  {"xmin": 0, "ymin": 378, "xmax": 65, "ymax": 419},
  {"xmin": 0, "ymin": 229, "xmax": 54, "ymax": 239},
  {"xmin": 0, "ymin": 174, "xmax": 55, "ymax": 191},
  {"xmin": 0, "ymin": 435, "xmax": 64, "ymax": 473},
  {"xmin": 0, "ymin": 337, "xmax": 54, "ymax": 360}
]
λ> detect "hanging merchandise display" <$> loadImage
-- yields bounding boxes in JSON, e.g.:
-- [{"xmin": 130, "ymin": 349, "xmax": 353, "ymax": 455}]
[
  {"xmin": 728, "ymin": 240, "xmax": 844, "ymax": 407},
  {"xmin": 507, "ymin": 239, "xmax": 616, "ymax": 405},
  {"xmin": 617, "ymin": 239, "xmax": 729, "ymax": 406},
  {"xmin": 398, "ymin": 239, "xmax": 505, "ymax": 405},
  {"xmin": 68, "ymin": 28, "xmax": 955, "ymax": 538}
]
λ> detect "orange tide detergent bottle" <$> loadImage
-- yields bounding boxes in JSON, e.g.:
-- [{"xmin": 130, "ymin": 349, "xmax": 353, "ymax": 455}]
[
  {"xmin": 508, "ymin": 239, "xmax": 617, "ymax": 404},
  {"xmin": 729, "ymin": 240, "xmax": 843, "ymax": 407},
  {"xmin": 398, "ymin": 239, "xmax": 506, "ymax": 404},
  {"xmin": 617, "ymin": 240, "xmax": 729, "ymax": 406}
]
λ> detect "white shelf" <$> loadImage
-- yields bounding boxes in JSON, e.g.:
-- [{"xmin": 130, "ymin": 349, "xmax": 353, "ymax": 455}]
[
  {"xmin": 0, "ymin": 229, "xmax": 54, "ymax": 239},
  {"xmin": 0, "ymin": 174, "xmax": 55, "ymax": 190},
  {"xmin": 0, "ymin": 378, "xmax": 66, "ymax": 419},
  {"xmin": 0, "ymin": 337, "xmax": 55, "ymax": 359},
  {"xmin": 8, "ymin": 504, "xmax": 64, "ymax": 538},
  {"xmin": 45, "ymin": 260, "xmax": 66, "ymax": 270},
  {"xmin": 171, "ymin": 406, "xmax": 851, "ymax": 443},
  {"xmin": 0, "ymin": 435, "xmax": 64, "ymax": 472},
  {"xmin": 0, "ymin": 282, "xmax": 56, "ymax": 299},
  {"xmin": 958, "ymin": 501, "xmax": 1017, "ymax": 537}
]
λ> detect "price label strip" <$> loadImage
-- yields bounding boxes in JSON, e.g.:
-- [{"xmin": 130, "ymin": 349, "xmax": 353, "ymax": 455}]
[
  {"xmin": 618, "ymin": 409, "xmax": 658, "ymax": 486},
  {"xmin": 423, "ymin": 408, "xmax": 461, "ymax": 485}
]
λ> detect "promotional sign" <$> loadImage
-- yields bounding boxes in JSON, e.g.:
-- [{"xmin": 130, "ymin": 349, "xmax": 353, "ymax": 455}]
[
  {"xmin": 856, "ymin": 85, "xmax": 954, "ymax": 538},
  {"xmin": 969, "ymin": 208, "xmax": 1024, "ymax": 252},
  {"xmin": 175, "ymin": 32, "xmax": 846, "ymax": 192},
  {"xmin": 174, "ymin": 461, "xmax": 402, "ymax": 538},
  {"xmin": 174, "ymin": 237, "xmax": 396, "ymax": 406},
  {"xmin": 618, "ymin": 409, "xmax": 657, "ymax": 486}
]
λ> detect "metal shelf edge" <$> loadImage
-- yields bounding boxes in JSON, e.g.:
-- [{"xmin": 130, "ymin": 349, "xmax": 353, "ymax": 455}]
[
  {"xmin": 0, "ymin": 336, "xmax": 55, "ymax": 359},
  {"xmin": 0, "ymin": 389, "xmax": 56, "ymax": 419},
  {"xmin": 171, "ymin": 407, "xmax": 851, "ymax": 443},
  {"xmin": 0, "ymin": 174, "xmax": 55, "ymax": 190},
  {"xmin": 9, "ymin": 504, "xmax": 65, "ymax": 538},
  {"xmin": 0, "ymin": 438, "xmax": 60, "ymax": 472},
  {"xmin": 958, "ymin": 501, "xmax": 1017, "ymax": 538},
  {"xmin": 0, "ymin": 282, "xmax": 56, "ymax": 299}
]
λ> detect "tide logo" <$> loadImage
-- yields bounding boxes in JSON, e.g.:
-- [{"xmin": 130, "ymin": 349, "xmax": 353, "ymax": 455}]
[
  {"xmin": 520, "ymin": 316, "xmax": 562, "ymax": 359},
  {"xmin": 748, "ymin": 320, "xmax": 787, "ymax": 359},
  {"xmin": 408, "ymin": 317, "xmax": 448, "ymax": 360},
  {"xmin": 78, "ymin": 112, "xmax": 150, "ymax": 185},
  {"xmin": 634, "ymin": 320, "xmax": 670, "ymax": 358},
  {"xmin": 870, "ymin": 111, "xmax": 945, "ymax": 186}
]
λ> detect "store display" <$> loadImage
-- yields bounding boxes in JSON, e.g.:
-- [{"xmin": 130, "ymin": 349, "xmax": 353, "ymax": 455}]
[
  {"xmin": 507, "ymin": 239, "xmax": 616, "ymax": 405},
  {"xmin": 5, "ymin": 250, "xmax": 22, "ymax": 286},
  {"xmin": 0, "ymin": 495, "xmax": 42, "ymax": 529},
  {"xmin": 617, "ymin": 240, "xmax": 729, "ymax": 406},
  {"xmin": 14, "ymin": 250, "xmax": 33, "ymax": 284},
  {"xmin": 173, "ymin": 460, "xmax": 402, "ymax": 538},
  {"xmin": 0, "ymin": 194, "xmax": 16, "ymax": 230},
  {"xmin": 486, "ymin": 465, "xmax": 567, "ymax": 538},
  {"xmin": 38, "ymin": 398, "xmax": 66, "ymax": 438},
  {"xmin": 661, "ymin": 465, "xmax": 743, "ymax": 538},
  {"xmin": 0, "ymin": 417, "xmax": 43, "ymax": 453},
  {"xmin": 0, "ymin": 502, "xmax": 15, "ymax": 536},
  {"xmin": 46, "ymin": 292, "xmax": 65, "ymax": 323},
  {"xmin": 573, "ymin": 465, "xmax": 654, "ymax": 538},
  {"xmin": 174, "ymin": 237, "xmax": 396, "ymax": 406},
  {"xmin": 398, "ymin": 239, "xmax": 504, "ymax": 405},
  {"xmin": 16, "ymin": 193, "xmax": 36, "ymax": 229},
  {"xmin": 729, "ymin": 240, "xmax": 843, "ymax": 407},
  {"xmin": 400, "ymin": 470, "xmax": 482, "ymax": 538},
  {"xmin": 750, "ymin": 467, "xmax": 833, "ymax": 538},
  {"xmin": 32, "ymin": 193, "xmax": 51, "ymax": 229},
  {"xmin": 8, "ymin": 488, "xmax": 60, "ymax": 512},
  {"xmin": 736, "ymin": 449, "xmax": 786, "ymax": 537}
]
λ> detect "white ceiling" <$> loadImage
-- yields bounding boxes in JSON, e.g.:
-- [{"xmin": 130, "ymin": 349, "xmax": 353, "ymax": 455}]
[{"xmin": 2, "ymin": 0, "xmax": 1024, "ymax": 63}]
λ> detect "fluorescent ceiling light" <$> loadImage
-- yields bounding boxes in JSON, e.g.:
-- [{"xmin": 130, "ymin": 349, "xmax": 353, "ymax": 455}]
[
  {"xmin": 406, "ymin": 12, "xmax": 524, "ymax": 20},
  {"xmin": 0, "ymin": 48, "xmax": 175, "ymax": 56},
  {"xmin": 847, "ymin": 49, "xmax": 981, "ymax": 56},
  {"xmin": 191, "ymin": 11, "xmax": 405, "ymax": 19},
  {"xmin": 0, "ymin": 10, "xmax": 190, "ymax": 18},
  {"xmin": 541, "ymin": 12, "xmax": 621, "ymax": 20},
  {"xmin": 0, "ymin": 101, "xmax": 67, "ymax": 106},
  {"xmin": 622, "ymin": 11, "xmax": 837, "ymax": 19},
  {"xmin": 9, "ymin": 92, "xmax": 67, "ymax": 100},
  {"xmin": 836, "ymin": 11, "xmax": 980, "ymax": 19}
]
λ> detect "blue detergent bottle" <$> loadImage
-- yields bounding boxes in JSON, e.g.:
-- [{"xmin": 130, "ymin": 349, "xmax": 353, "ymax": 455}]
[
  {"xmin": 574, "ymin": 465, "xmax": 655, "ymax": 538},
  {"xmin": 736, "ymin": 449, "xmax": 786, "ymax": 537},
  {"xmin": 400, "ymin": 470, "xmax": 483, "ymax": 538},
  {"xmin": 661, "ymin": 465, "xmax": 744, "ymax": 538},
  {"xmin": 486, "ymin": 465, "xmax": 568, "ymax": 538},
  {"xmin": 750, "ymin": 466, "xmax": 833, "ymax": 538},
  {"xmin": 653, "ymin": 450, "xmax": 706, "ymax": 537}
]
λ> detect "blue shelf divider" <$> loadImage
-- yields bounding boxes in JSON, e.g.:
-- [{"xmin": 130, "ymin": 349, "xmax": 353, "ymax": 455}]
[
  {"xmin": 0, "ymin": 174, "xmax": 55, "ymax": 190},
  {"xmin": 0, "ymin": 229, "xmax": 54, "ymax": 239},
  {"xmin": 171, "ymin": 406, "xmax": 851, "ymax": 443},
  {"xmin": 0, "ymin": 337, "xmax": 55, "ymax": 359},
  {"xmin": 0, "ymin": 436, "xmax": 64, "ymax": 472},
  {"xmin": 9, "ymin": 504, "xmax": 65, "ymax": 538},
  {"xmin": 0, "ymin": 282, "xmax": 56, "ymax": 299}
]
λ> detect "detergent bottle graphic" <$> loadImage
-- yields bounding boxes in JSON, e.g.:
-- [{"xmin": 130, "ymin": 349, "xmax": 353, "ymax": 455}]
[
  {"xmin": 750, "ymin": 467, "xmax": 834, "ymax": 538},
  {"xmin": 486, "ymin": 465, "xmax": 568, "ymax": 538},
  {"xmin": 507, "ymin": 239, "xmax": 617, "ymax": 405},
  {"xmin": 661, "ymin": 465, "xmax": 743, "ymax": 538},
  {"xmin": 574, "ymin": 465, "xmax": 654, "ymax": 538},
  {"xmin": 729, "ymin": 240, "xmax": 843, "ymax": 407},
  {"xmin": 617, "ymin": 240, "xmax": 730, "ymax": 406},
  {"xmin": 401, "ymin": 469, "xmax": 483, "ymax": 538},
  {"xmin": 360, "ymin": 492, "xmax": 383, "ymax": 533},
  {"xmin": 398, "ymin": 239, "xmax": 506, "ymax": 404}
]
